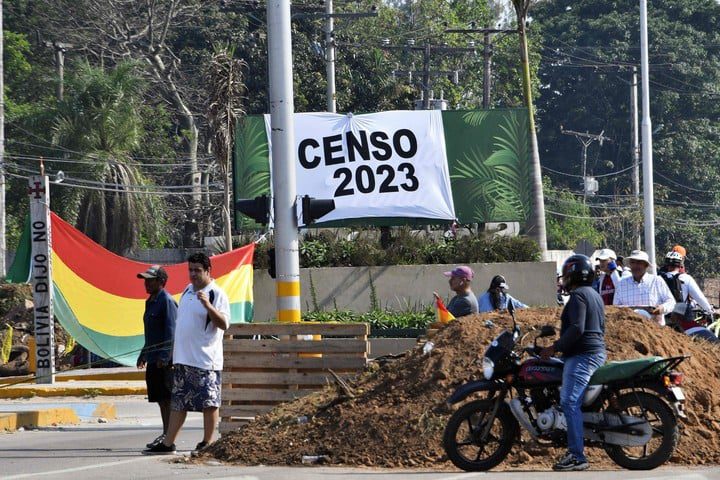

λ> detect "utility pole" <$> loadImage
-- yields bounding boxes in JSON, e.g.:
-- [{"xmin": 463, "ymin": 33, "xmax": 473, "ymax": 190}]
[
  {"xmin": 324, "ymin": 0, "xmax": 335, "ymax": 112},
  {"xmin": 560, "ymin": 127, "xmax": 612, "ymax": 203},
  {"xmin": 379, "ymin": 42, "xmax": 475, "ymax": 108},
  {"xmin": 445, "ymin": 27, "xmax": 516, "ymax": 109},
  {"xmin": 631, "ymin": 66, "xmax": 641, "ymax": 250},
  {"xmin": 0, "ymin": 0, "xmax": 5, "ymax": 277},
  {"xmin": 294, "ymin": 5, "xmax": 377, "ymax": 113},
  {"xmin": 268, "ymin": 0, "xmax": 301, "ymax": 323},
  {"xmin": 43, "ymin": 41, "xmax": 73, "ymax": 101},
  {"xmin": 640, "ymin": 0, "xmax": 656, "ymax": 271}
]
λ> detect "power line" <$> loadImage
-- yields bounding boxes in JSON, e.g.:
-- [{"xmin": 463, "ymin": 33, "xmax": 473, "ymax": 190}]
[{"xmin": 5, "ymin": 171, "xmax": 224, "ymax": 196}]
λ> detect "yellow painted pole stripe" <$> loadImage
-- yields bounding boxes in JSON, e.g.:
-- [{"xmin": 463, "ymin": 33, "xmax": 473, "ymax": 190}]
[
  {"xmin": 278, "ymin": 309, "xmax": 301, "ymax": 323},
  {"xmin": 276, "ymin": 281, "xmax": 300, "ymax": 297}
]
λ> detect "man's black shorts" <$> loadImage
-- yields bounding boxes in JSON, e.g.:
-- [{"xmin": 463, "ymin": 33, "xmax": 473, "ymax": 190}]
[{"xmin": 146, "ymin": 363, "xmax": 173, "ymax": 403}]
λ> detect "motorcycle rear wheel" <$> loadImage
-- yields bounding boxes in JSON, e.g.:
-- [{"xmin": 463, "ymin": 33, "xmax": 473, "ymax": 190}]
[
  {"xmin": 443, "ymin": 399, "xmax": 518, "ymax": 471},
  {"xmin": 604, "ymin": 391, "xmax": 678, "ymax": 470}
]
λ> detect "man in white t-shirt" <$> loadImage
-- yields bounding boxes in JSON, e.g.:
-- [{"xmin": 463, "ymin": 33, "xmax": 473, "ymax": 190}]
[{"xmin": 144, "ymin": 253, "xmax": 230, "ymax": 455}]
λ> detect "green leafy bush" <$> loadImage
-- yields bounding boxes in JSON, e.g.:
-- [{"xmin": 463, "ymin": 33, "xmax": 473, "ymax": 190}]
[
  {"xmin": 303, "ymin": 308, "xmax": 435, "ymax": 330},
  {"xmin": 253, "ymin": 229, "xmax": 540, "ymax": 270}
]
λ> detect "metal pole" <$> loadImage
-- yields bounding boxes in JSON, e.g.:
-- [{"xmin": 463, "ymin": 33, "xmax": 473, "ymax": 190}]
[
  {"xmin": 631, "ymin": 66, "xmax": 641, "ymax": 250},
  {"xmin": 325, "ymin": 0, "xmax": 336, "ymax": 113},
  {"xmin": 582, "ymin": 141, "xmax": 588, "ymax": 204},
  {"xmin": 267, "ymin": 0, "xmax": 301, "ymax": 323},
  {"xmin": 55, "ymin": 47, "xmax": 64, "ymax": 101},
  {"xmin": 640, "ymin": 0, "xmax": 655, "ymax": 272},
  {"xmin": 422, "ymin": 44, "xmax": 431, "ymax": 110},
  {"xmin": 0, "ymin": 0, "xmax": 6, "ymax": 277},
  {"xmin": 483, "ymin": 31, "xmax": 491, "ymax": 109}
]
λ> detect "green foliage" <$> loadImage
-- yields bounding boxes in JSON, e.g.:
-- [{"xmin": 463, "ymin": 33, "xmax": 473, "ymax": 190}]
[
  {"xmin": 303, "ymin": 307, "xmax": 435, "ymax": 330},
  {"xmin": 544, "ymin": 177, "xmax": 605, "ymax": 249},
  {"xmin": 534, "ymin": 0, "xmax": 720, "ymax": 275},
  {"xmin": 254, "ymin": 229, "xmax": 540, "ymax": 270}
]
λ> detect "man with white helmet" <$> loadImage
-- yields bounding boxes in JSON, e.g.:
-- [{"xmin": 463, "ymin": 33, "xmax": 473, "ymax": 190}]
[
  {"xmin": 613, "ymin": 250, "xmax": 676, "ymax": 325},
  {"xmin": 660, "ymin": 251, "xmax": 718, "ymax": 341}
]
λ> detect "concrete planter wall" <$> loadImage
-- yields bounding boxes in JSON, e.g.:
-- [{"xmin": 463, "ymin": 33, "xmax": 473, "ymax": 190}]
[{"xmin": 252, "ymin": 262, "xmax": 558, "ymax": 322}]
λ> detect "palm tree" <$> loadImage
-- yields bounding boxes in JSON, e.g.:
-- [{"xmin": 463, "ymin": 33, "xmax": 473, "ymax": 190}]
[
  {"xmin": 511, "ymin": 0, "xmax": 547, "ymax": 255},
  {"xmin": 52, "ymin": 61, "xmax": 163, "ymax": 254},
  {"xmin": 205, "ymin": 46, "xmax": 247, "ymax": 252}
]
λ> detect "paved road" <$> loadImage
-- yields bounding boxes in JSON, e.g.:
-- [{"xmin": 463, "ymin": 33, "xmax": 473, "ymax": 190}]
[{"xmin": 0, "ymin": 397, "xmax": 718, "ymax": 480}]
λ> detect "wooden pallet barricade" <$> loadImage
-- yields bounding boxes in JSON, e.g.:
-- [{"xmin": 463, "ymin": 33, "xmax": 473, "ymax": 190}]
[{"xmin": 220, "ymin": 322, "xmax": 368, "ymax": 434}]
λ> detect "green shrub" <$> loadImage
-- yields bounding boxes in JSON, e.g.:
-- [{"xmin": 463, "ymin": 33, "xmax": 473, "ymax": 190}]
[
  {"xmin": 303, "ymin": 307, "xmax": 435, "ymax": 330},
  {"xmin": 252, "ymin": 228, "xmax": 541, "ymax": 270}
]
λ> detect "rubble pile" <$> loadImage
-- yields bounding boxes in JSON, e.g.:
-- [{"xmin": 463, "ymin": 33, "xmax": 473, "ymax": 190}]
[{"xmin": 208, "ymin": 307, "xmax": 720, "ymax": 469}]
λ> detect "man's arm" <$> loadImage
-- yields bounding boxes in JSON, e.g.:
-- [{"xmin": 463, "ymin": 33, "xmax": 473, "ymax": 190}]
[
  {"xmin": 508, "ymin": 295, "xmax": 527, "ymax": 309},
  {"xmin": 613, "ymin": 280, "xmax": 625, "ymax": 306},
  {"xmin": 160, "ymin": 297, "xmax": 178, "ymax": 364},
  {"xmin": 198, "ymin": 290, "xmax": 230, "ymax": 330},
  {"xmin": 552, "ymin": 294, "xmax": 587, "ymax": 353},
  {"xmin": 684, "ymin": 275, "xmax": 714, "ymax": 313},
  {"xmin": 654, "ymin": 278, "xmax": 676, "ymax": 314}
]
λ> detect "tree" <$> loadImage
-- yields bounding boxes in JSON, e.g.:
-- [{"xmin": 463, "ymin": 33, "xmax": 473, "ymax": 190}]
[
  {"xmin": 534, "ymin": 0, "xmax": 720, "ymax": 270},
  {"xmin": 52, "ymin": 62, "xmax": 164, "ymax": 254},
  {"xmin": 205, "ymin": 46, "xmax": 246, "ymax": 252},
  {"xmin": 511, "ymin": 0, "xmax": 547, "ymax": 255},
  {"xmin": 544, "ymin": 177, "xmax": 604, "ymax": 250}
]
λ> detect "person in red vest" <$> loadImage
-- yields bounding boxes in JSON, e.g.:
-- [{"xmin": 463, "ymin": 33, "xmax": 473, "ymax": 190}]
[{"xmin": 594, "ymin": 249, "xmax": 622, "ymax": 305}]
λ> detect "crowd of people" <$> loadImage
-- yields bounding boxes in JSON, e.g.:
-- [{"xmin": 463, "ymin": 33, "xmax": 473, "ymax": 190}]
[{"xmin": 580, "ymin": 245, "xmax": 719, "ymax": 343}]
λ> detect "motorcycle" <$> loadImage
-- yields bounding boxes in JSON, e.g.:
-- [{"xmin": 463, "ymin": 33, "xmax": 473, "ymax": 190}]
[{"xmin": 443, "ymin": 303, "xmax": 687, "ymax": 471}]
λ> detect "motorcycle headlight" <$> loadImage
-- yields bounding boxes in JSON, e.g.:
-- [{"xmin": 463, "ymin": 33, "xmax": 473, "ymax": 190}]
[{"xmin": 482, "ymin": 357, "xmax": 495, "ymax": 380}]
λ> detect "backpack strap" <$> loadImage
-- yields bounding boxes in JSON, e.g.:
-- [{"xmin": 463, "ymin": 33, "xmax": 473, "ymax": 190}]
[{"xmin": 205, "ymin": 289, "xmax": 216, "ymax": 330}]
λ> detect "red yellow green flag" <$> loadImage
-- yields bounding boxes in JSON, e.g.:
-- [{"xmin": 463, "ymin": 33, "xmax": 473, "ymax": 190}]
[{"xmin": 436, "ymin": 297, "xmax": 455, "ymax": 324}]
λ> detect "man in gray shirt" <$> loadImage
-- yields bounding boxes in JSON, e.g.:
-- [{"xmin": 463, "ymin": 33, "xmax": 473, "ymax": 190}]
[{"xmin": 435, "ymin": 265, "xmax": 479, "ymax": 318}]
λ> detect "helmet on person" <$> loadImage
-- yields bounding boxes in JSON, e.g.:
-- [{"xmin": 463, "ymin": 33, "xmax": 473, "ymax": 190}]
[
  {"xmin": 665, "ymin": 250, "xmax": 684, "ymax": 267},
  {"xmin": 561, "ymin": 254, "xmax": 595, "ymax": 289}
]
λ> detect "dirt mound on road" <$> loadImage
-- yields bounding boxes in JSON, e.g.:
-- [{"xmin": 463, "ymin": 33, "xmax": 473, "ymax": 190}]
[{"xmin": 207, "ymin": 307, "xmax": 720, "ymax": 469}]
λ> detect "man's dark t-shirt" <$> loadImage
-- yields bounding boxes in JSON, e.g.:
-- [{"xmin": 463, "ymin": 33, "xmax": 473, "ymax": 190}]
[
  {"xmin": 447, "ymin": 291, "xmax": 479, "ymax": 318},
  {"xmin": 553, "ymin": 285, "xmax": 605, "ymax": 357}
]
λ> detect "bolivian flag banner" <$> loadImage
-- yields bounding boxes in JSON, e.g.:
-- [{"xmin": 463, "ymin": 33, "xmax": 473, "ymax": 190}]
[{"xmin": 9, "ymin": 212, "xmax": 254, "ymax": 366}]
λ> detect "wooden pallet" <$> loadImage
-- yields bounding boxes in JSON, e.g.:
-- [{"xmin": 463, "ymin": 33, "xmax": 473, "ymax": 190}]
[{"xmin": 219, "ymin": 322, "xmax": 368, "ymax": 434}]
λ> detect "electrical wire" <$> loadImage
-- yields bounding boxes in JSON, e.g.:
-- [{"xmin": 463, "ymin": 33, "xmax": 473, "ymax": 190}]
[{"xmin": 5, "ymin": 171, "xmax": 224, "ymax": 196}]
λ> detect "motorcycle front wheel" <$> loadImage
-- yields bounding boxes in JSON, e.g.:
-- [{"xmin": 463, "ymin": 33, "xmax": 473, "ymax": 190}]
[
  {"xmin": 442, "ymin": 399, "xmax": 518, "ymax": 471},
  {"xmin": 604, "ymin": 391, "xmax": 679, "ymax": 470}
]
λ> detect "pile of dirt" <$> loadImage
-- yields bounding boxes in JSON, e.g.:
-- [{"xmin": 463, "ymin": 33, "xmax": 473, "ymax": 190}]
[
  {"xmin": 207, "ymin": 307, "xmax": 720, "ymax": 469},
  {"xmin": 0, "ymin": 283, "xmax": 75, "ymax": 376}
]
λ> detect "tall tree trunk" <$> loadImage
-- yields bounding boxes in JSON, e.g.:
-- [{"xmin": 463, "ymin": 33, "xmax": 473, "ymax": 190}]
[
  {"xmin": 517, "ymin": 15, "xmax": 548, "ymax": 255},
  {"xmin": 148, "ymin": 52, "xmax": 201, "ymax": 245}
]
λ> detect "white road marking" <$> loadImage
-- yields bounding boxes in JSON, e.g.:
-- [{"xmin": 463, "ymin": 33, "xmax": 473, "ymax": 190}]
[{"xmin": 2, "ymin": 456, "xmax": 157, "ymax": 479}]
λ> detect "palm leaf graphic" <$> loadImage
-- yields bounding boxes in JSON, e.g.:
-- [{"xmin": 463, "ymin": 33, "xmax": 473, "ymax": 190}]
[{"xmin": 235, "ymin": 116, "xmax": 271, "ymax": 229}]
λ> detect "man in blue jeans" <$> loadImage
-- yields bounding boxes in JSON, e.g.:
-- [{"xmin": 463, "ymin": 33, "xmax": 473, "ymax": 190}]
[{"xmin": 541, "ymin": 254, "xmax": 607, "ymax": 471}]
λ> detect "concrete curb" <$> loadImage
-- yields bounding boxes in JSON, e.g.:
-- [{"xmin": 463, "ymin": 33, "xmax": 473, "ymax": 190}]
[
  {"xmin": 0, "ymin": 408, "xmax": 79, "ymax": 431},
  {"xmin": 0, "ymin": 385, "xmax": 146, "ymax": 399},
  {"xmin": 0, "ymin": 402, "xmax": 117, "ymax": 431},
  {"xmin": 0, "ymin": 371, "xmax": 144, "ymax": 386}
]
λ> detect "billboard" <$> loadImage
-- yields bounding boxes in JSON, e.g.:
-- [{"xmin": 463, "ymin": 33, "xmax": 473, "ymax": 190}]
[{"xmin": 233, "ymin": 108, "xmax": 532, "ymax": 229}]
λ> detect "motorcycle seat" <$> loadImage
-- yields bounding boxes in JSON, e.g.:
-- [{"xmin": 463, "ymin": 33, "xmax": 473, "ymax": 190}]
[{"xmin": 589, "ymin": 356, "xmax": 664, "ymax": 385}]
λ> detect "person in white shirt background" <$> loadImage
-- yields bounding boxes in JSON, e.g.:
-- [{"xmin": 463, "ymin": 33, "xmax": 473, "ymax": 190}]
[
  {"xmin": 613, "ymin": 250, "xmax": 676, "ymax": 325},
  {"xmin": 660, "ymin": 251, "xmax": 714, "ymax": 315}
]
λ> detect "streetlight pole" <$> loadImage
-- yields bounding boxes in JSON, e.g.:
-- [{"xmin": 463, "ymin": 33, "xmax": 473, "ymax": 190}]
[
  {"xmin": 640, "ymin": 0, "xmax": 656, "ymax": 271},
  {"xmin": 267, "ymin": 0, "xmax": 301, "ymax": 322},
  {"xmin": 631, "ymin": 66, "xmax": 641, "ymax": 250}
]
